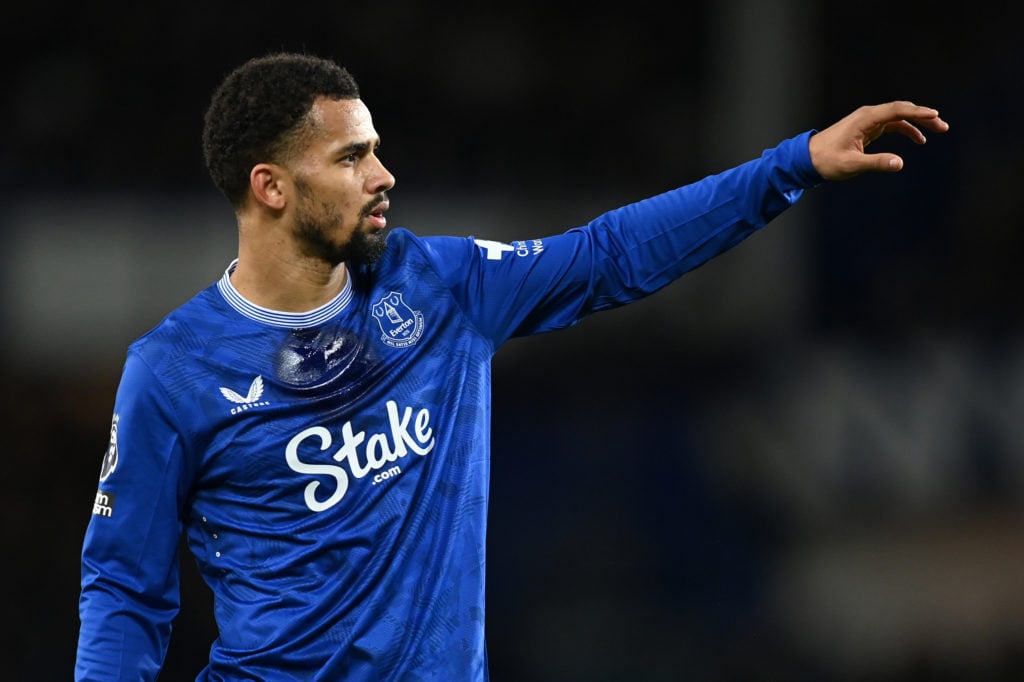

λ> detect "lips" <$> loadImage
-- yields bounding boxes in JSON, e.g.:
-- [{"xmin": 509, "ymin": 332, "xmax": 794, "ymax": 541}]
[{"xmin": 366, "ymin": 200, "xmax": 389, "ymax": 229}]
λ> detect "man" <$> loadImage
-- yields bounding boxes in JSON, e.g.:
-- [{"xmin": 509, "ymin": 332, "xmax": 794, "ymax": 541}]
[{"xmin": 75, "ymin": 52, "xmax": 948, "ymax": 680}]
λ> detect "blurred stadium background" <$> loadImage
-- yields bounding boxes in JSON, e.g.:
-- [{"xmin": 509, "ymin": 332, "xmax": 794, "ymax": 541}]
[{"xmin": 4, "ymin": 1, "xmax": 1023, "ymax": 679}]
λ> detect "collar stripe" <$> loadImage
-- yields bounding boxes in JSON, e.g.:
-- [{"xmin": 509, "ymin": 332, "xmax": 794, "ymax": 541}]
[{"xmin": 216, "ymin": 259, "xmax": 352, "ymax": 328}]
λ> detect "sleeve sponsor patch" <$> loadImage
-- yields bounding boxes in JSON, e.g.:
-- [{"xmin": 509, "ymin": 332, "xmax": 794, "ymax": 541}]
[{"xmin": 92, "ymin": 489, "xmax": 115, "ymax": 517}]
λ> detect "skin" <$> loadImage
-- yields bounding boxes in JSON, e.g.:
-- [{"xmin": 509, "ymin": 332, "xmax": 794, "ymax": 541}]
[
  {"xmin": 230, "ymin": 97, "xmax": 396, "ymax": 312},
  {"xmin": 809, "ymin": 100, "xmax": 949, "ymax": 180},
  {"xmin": 227, "ymin": 98, "xmax": 947, "ymax": 314}
]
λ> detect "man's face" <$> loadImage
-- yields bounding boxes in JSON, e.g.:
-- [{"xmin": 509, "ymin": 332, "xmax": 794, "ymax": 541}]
[{"xmin": 287, "ymin": 97, "xmax": 395, "ymax": 266}]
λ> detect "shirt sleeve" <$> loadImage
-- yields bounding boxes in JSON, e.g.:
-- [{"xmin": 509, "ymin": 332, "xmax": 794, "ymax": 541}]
[
  {"xmin": 76, "ymin": 351, "xmax": 194, "ymax": 681},
  {"xmin": 419, "ymin": 130, "xmax": 821, "ymax": 345}
]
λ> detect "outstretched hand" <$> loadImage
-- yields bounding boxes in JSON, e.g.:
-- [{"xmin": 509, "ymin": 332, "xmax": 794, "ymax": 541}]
[{"xmin": 809, "ymin": 101, "xmax": 949, "ymax": 181}]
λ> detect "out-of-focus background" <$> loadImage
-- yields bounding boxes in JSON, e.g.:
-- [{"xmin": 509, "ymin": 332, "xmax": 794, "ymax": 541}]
[{"xmin": 5, "ymin": 1, "xmax": 1023, "ymax": 680}]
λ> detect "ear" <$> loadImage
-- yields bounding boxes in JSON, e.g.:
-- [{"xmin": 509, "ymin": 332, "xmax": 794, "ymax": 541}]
[{"xmin": 249, "ymin": 163, "xmax": 288, "ymax": 210}]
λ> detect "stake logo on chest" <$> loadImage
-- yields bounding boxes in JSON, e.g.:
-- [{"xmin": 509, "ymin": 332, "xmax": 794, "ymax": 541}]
[{"xmin": 284, "ymin": 400, "xmax": 435, "ymax": 511}]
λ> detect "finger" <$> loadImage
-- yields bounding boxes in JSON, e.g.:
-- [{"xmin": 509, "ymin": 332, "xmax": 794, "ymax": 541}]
[
  {"xmin": 880, "ymin": 100, "xmax": 950, "ymax": 131},
  {"xmin": 880, "ymin": 119, "xmax": 929, "ymax": 145},
  {"xmin": 866, "ymin": 101, "xmax": 949, "ymax": 135},
  {"xmin": 892, "ymin": 111, "xmax": 950, "ymax": 135},
  {"xmin": 877, "ymin": 100, "xmax": 940, "ymax": 122},
  {"xmin": 916, "ymin": 114, "xmax": 950, "ymax": 133},
  {"xmin": 871, "ymin": 153, "xmax": 905, "ymax": 173}
]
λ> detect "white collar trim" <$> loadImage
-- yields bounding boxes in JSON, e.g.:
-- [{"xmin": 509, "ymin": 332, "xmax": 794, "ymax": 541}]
[{"xmin": 216, "ymin": 259, "xmax": 352, "ymax": 328}]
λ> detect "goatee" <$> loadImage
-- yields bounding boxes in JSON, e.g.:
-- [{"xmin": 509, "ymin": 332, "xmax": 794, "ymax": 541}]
[{"xmin": 345, "ymin": 226, "xmax": 388, "ymax": 266}]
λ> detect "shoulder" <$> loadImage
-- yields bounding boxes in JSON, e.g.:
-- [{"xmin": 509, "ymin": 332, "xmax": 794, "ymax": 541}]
[
  {"xmin": 368, "ymin": 228, "xmax": 478, "ymax": 281},
  {"xmin": 128, "ymin": 284, "xmax": 224, "ymax": 358},
  {"xmin": 381, "ymin": 227, "xmax": 460, "ymax": 258}
]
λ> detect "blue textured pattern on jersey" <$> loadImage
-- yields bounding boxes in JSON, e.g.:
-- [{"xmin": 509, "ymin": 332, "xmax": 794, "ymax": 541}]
[{"xmin": 76, "ymin": 131, "xmax": 818, "ymax": 681}]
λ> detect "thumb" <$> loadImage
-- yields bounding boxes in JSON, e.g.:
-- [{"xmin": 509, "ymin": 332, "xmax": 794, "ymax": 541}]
[{"xmin": 876, "ymin": 153, "xmax": 905, "ymax": 173}]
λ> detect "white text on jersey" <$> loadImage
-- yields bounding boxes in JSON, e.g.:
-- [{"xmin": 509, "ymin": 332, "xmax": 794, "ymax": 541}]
[{"xmin": 284, "ymin": 400, "xmax": 435, "ymax": 512}]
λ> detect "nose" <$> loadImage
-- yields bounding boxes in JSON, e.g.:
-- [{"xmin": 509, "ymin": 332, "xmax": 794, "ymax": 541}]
[{"xmin": 368, "ymin": 155, "xmax": 396, "ymax": 194}]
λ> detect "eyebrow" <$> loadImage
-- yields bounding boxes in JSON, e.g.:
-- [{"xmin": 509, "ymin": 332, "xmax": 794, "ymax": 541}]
[{"xmin": 336, "ymin": 139, "xmax": 380, "ymax": 156}]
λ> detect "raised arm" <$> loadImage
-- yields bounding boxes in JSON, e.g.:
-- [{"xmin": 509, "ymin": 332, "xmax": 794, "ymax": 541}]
[{"xmin": 809, "ymin": 101, "xmax": 950, "ymax": 180}]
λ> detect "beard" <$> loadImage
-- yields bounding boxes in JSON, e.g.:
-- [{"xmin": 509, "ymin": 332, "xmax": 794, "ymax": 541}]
[{"xmin": 292, "ymin": 184, "xmax": 388, "ymax": 267}]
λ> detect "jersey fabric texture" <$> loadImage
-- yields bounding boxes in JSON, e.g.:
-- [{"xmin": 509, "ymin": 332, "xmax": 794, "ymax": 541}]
[{"xmin": 76, "ymin": 131, "xmax": 820, "ymax": 681}]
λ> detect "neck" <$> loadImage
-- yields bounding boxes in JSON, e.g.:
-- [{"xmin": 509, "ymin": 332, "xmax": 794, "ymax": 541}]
[{"xmin": 230, "ymin": 245, "xmax": 348, "ymax": 313}]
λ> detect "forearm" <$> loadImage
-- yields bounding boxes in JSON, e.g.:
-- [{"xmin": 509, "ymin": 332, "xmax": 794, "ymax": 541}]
[{"xmin": 583, "ymin": 130, "xmax": 821, "ymax": 309}]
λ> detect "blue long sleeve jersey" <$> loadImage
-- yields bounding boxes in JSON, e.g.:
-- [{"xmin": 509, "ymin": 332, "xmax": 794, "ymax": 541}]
[{"xmin": 76, "ymin": 131, "xmax": 821, "ymax": 681}]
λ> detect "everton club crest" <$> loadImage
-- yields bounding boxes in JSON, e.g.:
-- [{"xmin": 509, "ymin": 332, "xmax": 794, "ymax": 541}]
[{"xmin": 372, "ymin": 291, "xmax": 424, "ymax": 348}]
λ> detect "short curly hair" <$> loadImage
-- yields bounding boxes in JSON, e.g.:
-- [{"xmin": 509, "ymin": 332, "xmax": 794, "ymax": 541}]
[{"xmin": 202, "ymin": 52, "xmax": 360, "ymax": 207}]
